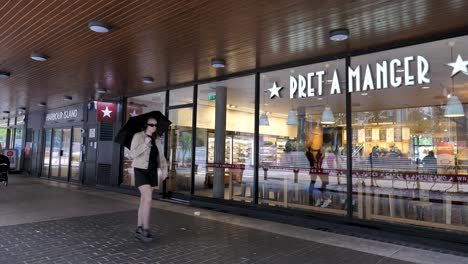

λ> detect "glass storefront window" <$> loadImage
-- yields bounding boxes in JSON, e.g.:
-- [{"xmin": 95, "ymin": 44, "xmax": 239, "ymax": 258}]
[
  {"xmin": 165, "ymin": 86, "xmax": 195, "ymax": 195},
  {"xmin": 260, "ymin": 60, "xmax": 347, "ymax": 215},
  {"xmin": 14, "ymin": 127, "xmax": 23, "ymax": 168},
  {"xmin": 16, "ymin": 115, "xmax": 25, "ymax": 126},
  {"xmin": 0, "ymin": 119, "xmax": 7, "ymax": 151},
  {"xmin": 169, "ymin": 86, "xmax": 193, "ymax": 105},
  {"xmin": 122, "ymin": 92, "xmax": 167, "ymax": 187},
  {"xmin": 42, "ymin": 129, "xmax": 52, "ymax": 177},
  {"xmin": 70, "ymin": 127, "xmax": 82, "ymax": 181},
  {"xmin": 167, "ymin": 107, "xmax": 193, "ymax": 195},
  {"xmin": 195, "ymin": 76, "xmax": 255, "ymax": 202},
  {"xmin": 351, "ymin": 35, "xmax": 468, "ymax": 231}
]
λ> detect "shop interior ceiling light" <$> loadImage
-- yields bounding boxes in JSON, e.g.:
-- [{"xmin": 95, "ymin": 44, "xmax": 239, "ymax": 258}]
[
  {"xmin": 96, "ymin": 87, "xmax": 108, "ymax": 94},
  {"xmin": 329, "ymin": 29, "xmax": 349, "ymax": 41},
  {"xmin": 143, "ymin": 76, "xmax": 154, "ymax": 83},
  {"xmin": 31, "ymin": 53, "xmax": 48, "ymax": 61},
  {"xmin": 444, "ymin": 44, "xmax": 465, "ymax": 118},
  {"xmin": 211, "ymin": 59, "xmax": 225, "ymax": 68},
  {"xmin": 259, "ymin": 112, "xmax": 269, "ymax": 126},
  {"xmin": 88, "ymin": 21, "xmax": 111, "ymax": 33},
  {"xmin": 444, "ymin": 95, "xmax": 464, "ymax": 117},
  {"xmin": 321, "ymin": 106, "xmax": 336, "ymax": 124},
  {"xmin": 0, "ymin": 71, "xmax": 10, "ymax": 78},
  {"xmin": 64, "ymin": 95, "xmax": 73, "ymax": 101},
  {"xmin": 287, "ymin": 110, "xmax": 298, "ymax": 125}
]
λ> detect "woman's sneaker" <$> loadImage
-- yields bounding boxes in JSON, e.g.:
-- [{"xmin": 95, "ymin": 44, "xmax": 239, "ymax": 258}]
[
  {"xmin": 321, "ymin": 199, "xmax": 332, "ymax": 208},
  {"xmin": 135, "ymin": 227, "xmax": 153, "ymax": 242}
]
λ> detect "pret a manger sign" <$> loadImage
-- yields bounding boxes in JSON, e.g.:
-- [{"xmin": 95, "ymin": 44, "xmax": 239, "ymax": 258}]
[{"xmin": 268, "ymin": 54, "xmax": 468, "ymax": 99}]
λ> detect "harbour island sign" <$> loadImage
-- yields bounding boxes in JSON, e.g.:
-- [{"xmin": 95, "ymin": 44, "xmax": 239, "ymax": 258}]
[
  {"xmin": 45, "ymin": 104, "xmax": 84, "ymax": 125},
  {"xmin": 268, "ymin": 54, "xmax": 468, "ymax": 99}
]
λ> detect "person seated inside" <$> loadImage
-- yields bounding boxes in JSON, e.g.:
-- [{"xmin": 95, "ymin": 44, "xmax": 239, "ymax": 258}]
[{"xmin": 422, "ymin": 150, "xmax": 437, "ymax": 174}]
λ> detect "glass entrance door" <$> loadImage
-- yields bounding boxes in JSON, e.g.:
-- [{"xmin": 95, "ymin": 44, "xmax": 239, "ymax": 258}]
[
  {"xmin": 59, "ymin": 128, "xmax": 71, "ymax": 180},
  {"xmin": 70, "ymin": 127, "xmax": 82, "ymax": 182},
  {"xmin": 46, "ymin": 127, "xmax": 76, "ymax": 181},
  {"xmin": 50, "ymin": 128, "xmax": 62, "ymax": 177},
  {"xmin": 167, "ymin": 108, "xmax": 193, "ymax": 196},
  {"xmin": 42, "ymin": 129, "xmax": 52, "ymax": 177}
]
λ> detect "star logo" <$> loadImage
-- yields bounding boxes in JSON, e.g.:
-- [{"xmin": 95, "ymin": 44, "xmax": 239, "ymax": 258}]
[
  {"xmin": 101, "ymin": 106, "xmax": 112, "ymax": 118},
  {"xmin": 129, "ymin": 110, "xmax": 138, "ymax": 117},
  {"xmin": 446, "ymin": 54, "xmax": 468, "ymax": 77},
  {"xmin": 268, "ymin": 82, "xmax": 283, "ymax": 99}
]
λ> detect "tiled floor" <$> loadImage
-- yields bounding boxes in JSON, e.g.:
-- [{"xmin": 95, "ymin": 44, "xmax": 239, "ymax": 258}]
[{"xmin": 0, "ymin": 175, "xmax": 465, "ymax": 264}]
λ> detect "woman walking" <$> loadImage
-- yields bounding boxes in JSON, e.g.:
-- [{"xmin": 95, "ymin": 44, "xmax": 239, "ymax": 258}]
[{"xmin": 129, "ymin": 117, "xmax": 168, "ymax": 242}]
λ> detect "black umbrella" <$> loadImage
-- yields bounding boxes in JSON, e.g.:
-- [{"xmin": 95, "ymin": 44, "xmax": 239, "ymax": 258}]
[{"xmin": 114, "ymin": 111, "xmax": 172, "ymax": 149}]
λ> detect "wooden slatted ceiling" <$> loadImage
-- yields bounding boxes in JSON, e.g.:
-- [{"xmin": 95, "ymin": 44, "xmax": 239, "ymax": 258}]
[{"xmin": 0, "ymin": 0, "xmax": 467, "ymax": 115}]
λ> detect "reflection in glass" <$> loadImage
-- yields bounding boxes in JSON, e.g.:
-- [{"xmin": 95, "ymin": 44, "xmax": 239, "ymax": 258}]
[
  {"xmin": 167, "ymin": 108, "xmax": 193, "ymax": 195},
  {"xmin": 60, "ymin": 128, "xmax": 71, "ymax": 179},
  {"xmin": 50, "ymin": 129, "xmax": 61, "ymax": 177},
  {"xmin": 14, "ymin": 128, "xmax": 23, "ymax": 164},
  {"xmin": 70, "ymin": 128, "xmax": 82, "ymax": 181},
  {"xmin": 42, "ymin": 129, "xmax": 52, "ymax": 177},
  {"xmin": 258, "ymin": 60, "xmax": 347, "ymax": 216},
  {"xmin": 350, "ymin": 35, "xmax": 468, "ymax": 232}
]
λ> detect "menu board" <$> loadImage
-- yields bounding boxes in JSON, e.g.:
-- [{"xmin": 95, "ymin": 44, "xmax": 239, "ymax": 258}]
[
  {"xmin": 379, "ymin": 128, "xmax": 386, "ymax": 142},
  {"xmin": 402, "ymin": 127, "xmax": 410, "ymax": 142},
  {"xmin": 358, "ymin": 129, "xmax": 366, "ymax": 143},
  {"xmin": 365, "ymin": 129, "xmax": 372, "ymax": 142},
  {"xmin": 386, "ymin": 128, "xmax": 394, "ymax": 143},
  {"xmin": 394, "ymin": 127, "xmax": 402, "ymax": 142},
  {"xmin": 352, "ymin": 128, "xmax": 358, "ymax": 142}
]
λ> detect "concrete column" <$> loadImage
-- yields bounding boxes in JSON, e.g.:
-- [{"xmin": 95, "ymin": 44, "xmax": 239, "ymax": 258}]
[{"xmin": 213, "ymin": 86, "xmax": 227, "ymax": 199}]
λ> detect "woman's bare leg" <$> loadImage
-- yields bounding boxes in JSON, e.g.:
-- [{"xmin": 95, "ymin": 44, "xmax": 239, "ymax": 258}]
[{"xmin": 138, "ymin": 184, "xmax": 153, "ymax": 229}]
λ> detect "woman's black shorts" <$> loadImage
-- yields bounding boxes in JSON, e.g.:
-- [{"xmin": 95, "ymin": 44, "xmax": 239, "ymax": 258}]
[{"xmin": 134, "ymin": 168, "xmax": 158, "ymax": 187}]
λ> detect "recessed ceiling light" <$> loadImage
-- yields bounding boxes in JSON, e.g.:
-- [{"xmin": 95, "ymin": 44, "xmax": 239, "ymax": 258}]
[
  {"xmin": 211, "ymin": 59, "xmax": 225, "ymax": 68},
  {"xmin": 31, "ymin": 53, "xmax": 48, "ymax": 61},
  {"xmin": 96, "ymin": 87, "xmax": 108, "ymax": 94},
  {"xmin": 329, "ymin": 29, "xmax": 349, "ymax": 41},
  {"xmin": 38, "ymin": 102, "xmax": 46, "ymax": 107},
  {"xmin": 143, "ymin": 76, "xmax": 154, "ymax": 84},
  {"xmin": 421, "ymin": 86, "xmax": 430, "ymax": 89},
  {"xmin": 0, "ymin": 71, "xmax": 11, "ymax": 78},
  {"xmin": 2, "ymin": 110, "xmax": 10, "ymax": 114},
  {"xmin": 88, "ymin": 21, "xmax": 111, "ymax": 33},
  {"xmin": 64, "ymin": 95, "xmax": 73, "ymax": 101}
]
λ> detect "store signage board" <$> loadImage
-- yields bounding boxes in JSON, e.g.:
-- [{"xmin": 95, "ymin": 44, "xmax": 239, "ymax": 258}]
[
  {"xmin": 45, "ymin": 105, "xmax": 83, "ymax": 124},
  {"xmin": 268, "ymin": 54, "xmax": 468, "ymax": 99},
  {"xmin": 3, "ymin": 149, "xmax": 17, "ymax": 169},
  {"xmin": 96, "ymin": 102, "xmax": 117, "ymax": 123}
]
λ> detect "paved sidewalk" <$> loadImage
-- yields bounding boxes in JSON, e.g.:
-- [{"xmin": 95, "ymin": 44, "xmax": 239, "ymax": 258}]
[{"xmin": 0, "ymin": 175, "xmax": 466, "ymax": 264}]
